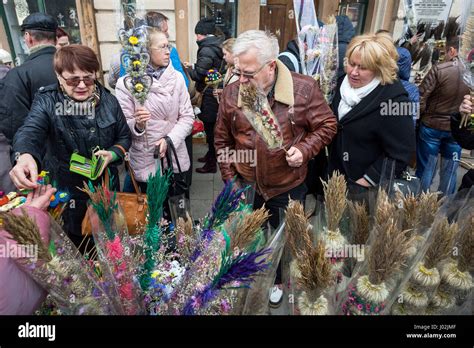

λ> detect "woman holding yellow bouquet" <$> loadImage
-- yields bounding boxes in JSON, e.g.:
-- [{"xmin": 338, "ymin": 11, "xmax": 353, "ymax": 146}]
[{"xmin": 116, "ymin": 29, "xmax": 194, "ymax": 194}]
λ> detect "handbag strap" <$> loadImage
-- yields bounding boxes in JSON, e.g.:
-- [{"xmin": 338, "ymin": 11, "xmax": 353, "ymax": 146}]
[
  {"xmin": 160, "ymin": 137, "xmax": 183, "ymax": 174},
  {"xmin": 114, "ymin": 144, "xmax": 143, "ymax": 196}
]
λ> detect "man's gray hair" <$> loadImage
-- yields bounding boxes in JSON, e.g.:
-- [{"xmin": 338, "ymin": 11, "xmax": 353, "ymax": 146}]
[{"xmin": 233, "ymin": 30, "xmax": 280, "ymax": 65}]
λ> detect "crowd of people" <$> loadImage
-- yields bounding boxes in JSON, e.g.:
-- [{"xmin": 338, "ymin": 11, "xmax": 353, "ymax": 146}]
[{"xmin": 0, "ymin": 11, "xmax": 473, "ymax": 309}]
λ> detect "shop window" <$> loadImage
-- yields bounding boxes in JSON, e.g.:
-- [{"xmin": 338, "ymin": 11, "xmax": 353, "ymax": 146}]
[
  {"xmin": 1, "ymin": 0, "xmax": 81, "ymax": 65},
  {"xmin": 200, "ymin": 0, "xmax": 238, "ymax": 39},
  {"xmin": 338, "ymin": 0, "xmax": 369, "ymax": 35}
]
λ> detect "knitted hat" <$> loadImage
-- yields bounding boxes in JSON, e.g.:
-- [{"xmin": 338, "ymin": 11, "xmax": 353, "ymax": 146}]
[{"xmin": 195, "ymin": 18, "xmax": 216, "ymax": 35}]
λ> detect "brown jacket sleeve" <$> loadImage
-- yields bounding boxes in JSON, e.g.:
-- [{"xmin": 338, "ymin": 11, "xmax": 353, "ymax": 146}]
[
  {"xmin": 214, "ymin": 87, "xmax": 236, "ymax": 181},
  {"xmin": 293, "ymin": 81, "xmax": 338, "ymax": 163},
  {"xmin": 419, "ymin": 64, "xmax": 438, "ymax": 115}
]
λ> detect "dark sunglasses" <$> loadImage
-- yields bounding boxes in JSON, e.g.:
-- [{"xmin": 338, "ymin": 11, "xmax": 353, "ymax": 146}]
[{"xmin": 60, "ymin": 74, "xmax": 96, "ymax": 87}]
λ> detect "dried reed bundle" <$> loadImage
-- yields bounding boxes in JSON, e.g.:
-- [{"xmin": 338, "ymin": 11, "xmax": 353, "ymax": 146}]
[
  {"xmin": 286, "ymin": 200, "xmax": 311, "ymax": 258},
  {"xmin": 457, "ymin": 214, "xmax": 474, "ymax": 273},
  {"xmin": 347, "ymin": 200, "xmax": 370, "ymax": 245},
  {"xmin": 321, "ymin": 171, "xmax": 347, "ymax": 231},
  {"xmin": 368, "ymin": 219, "xmax": 414, "ymax": 285},
  {"xmin": 0, "ymin": 210, "xmax": 51, "ymax": 262},
  {"xmin": 424, "ymin": 218, "xmax": 458, "ymax": 270},
  {"xmin": 399, "ymin": 192, "xmax": 420, "ymax": 232},
  {"xmin": 417, "ymin": 192, "xmax": 442, "ymax": 229},
  {"xmin": 231, "ymin": 207, "xmax": 269, "ymax": 252},
  {"xmin": 375, "ymin": 189, "xmax": 399, "ymax": 229},
  {"xmin": 443, "ymin": 17, "xmax": 460, "ymax": 41},
  {"xmin": 297, "ymin": 240, "xmax": 333, "ymax": 292}
]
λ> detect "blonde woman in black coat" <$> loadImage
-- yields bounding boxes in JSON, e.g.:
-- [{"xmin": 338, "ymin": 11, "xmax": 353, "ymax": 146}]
[{"xmin": 328, "ymin": 33, "xmax": 415, "ymax": 192}]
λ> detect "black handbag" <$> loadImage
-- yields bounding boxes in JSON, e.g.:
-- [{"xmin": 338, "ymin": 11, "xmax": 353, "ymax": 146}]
[{"xmin": 156, "ymin": 137, "xmax": 190, "ymax": 199}]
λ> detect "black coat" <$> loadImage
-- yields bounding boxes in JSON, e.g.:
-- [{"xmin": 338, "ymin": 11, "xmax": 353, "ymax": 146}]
[
  {"xmin": 328, "ymin": 76, "xmax": 416, "ymax": 188},
  {"xmin": 0, "ymin": 46, "xmax": 57, "ymax": 142},
  {"xmin": 12, "ymin": 82, "xmax": 131, "ymax": 239},
  {"xmin": 188, "ymin": 36, "xmax": 224, "ymax": 124},
  {"xmin": 188, "ymin": 35, "xmax": 225, "ymax": 92},
  {"xmin": 278, "ymin": 40, "xmax": 302, "ymax": 74},
  {"xmin": 451, "ymin": 113, "xmax": 474, "ymax": 191}
]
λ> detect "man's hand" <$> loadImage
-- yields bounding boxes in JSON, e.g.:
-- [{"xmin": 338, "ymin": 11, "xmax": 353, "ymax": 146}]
[
  {"xmin": 10, "ymin": 154, "xmax": 38, "ymax": 190},
  {"xmin": 24, "ymin": 185, "xmax": 57, "ymax": 211},
  {"xmin": 355, "ymin": 177, "xmax": 371, "ymax": 188},
  {"xmin": 286, "ymin": 147, "xmax": 303, "ymax": 168},
  {"xmin": 460, "ymin": 94, "xmax": 472, "ymax": 115},
  {"xmin": 156, "ymin": 138, "xmax": 167, "ymax": 159}
]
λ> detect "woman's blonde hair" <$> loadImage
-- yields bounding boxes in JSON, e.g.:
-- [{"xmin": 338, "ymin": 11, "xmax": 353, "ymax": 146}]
[
  {"xmin": 222, "ymin": 38, "xmax": 236, "ymax": 53},
  {"xmin": 345, "ymin": 33, "xmax": 399, "ymax": 85}
]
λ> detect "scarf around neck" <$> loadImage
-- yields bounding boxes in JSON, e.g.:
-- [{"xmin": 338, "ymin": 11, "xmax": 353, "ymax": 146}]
[
  {"xmin": 338, "ymin": 75, "xmax": 380, "ymax": 120},
  {"xmin": 146, "ymin": 65, "xmax": 167, "ymax": 81}
]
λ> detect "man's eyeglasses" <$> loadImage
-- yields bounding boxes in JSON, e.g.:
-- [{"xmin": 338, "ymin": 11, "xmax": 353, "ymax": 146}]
[
  {"xmin": 150, "ymin": 44, "xmax": 172, "ymax": 52},
  {"xmin": 232, "ymin": 60, "xmax": 273, "ymax": 79},
  {"xmin": 60, "ymin": 74, "xmax": 96, "ymax": 87}
]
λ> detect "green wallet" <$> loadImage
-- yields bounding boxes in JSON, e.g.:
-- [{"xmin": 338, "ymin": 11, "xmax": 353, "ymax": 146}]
[{"xmin": 69, "ymin": 147, "xmax": 106, "ymax": 180}]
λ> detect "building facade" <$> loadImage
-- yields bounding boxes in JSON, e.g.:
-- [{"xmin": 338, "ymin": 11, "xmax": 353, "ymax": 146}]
[{"xmin": 0, "ymin": 0, "xmax": 464, "ymax": 87}]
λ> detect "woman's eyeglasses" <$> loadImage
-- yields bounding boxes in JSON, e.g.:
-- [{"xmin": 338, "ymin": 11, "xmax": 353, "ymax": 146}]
[
  {"xmin": 60, "ymin": 74, "xmax": 96, "ymax": 87},
  {"xmin": 232, "ymin": 61, "xmax": 273, "ymax": 79},
  {"xmin": 150, "ymin": 44, "xmax": 172, "ymax": 52}
]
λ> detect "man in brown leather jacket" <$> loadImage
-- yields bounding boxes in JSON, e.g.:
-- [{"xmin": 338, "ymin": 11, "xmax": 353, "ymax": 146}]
[
  {"xmin": 214, "ymin": 30, "xmax": 337, "ymax": 306},
  {"xmin": 416, "ymin": 36, "xmax": 469, "ymax": 194}
]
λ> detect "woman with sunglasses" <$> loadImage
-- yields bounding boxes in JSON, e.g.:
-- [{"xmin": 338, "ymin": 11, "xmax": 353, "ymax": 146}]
[
  {"xmin": 10, "ymin": 45, "xmax": 131, "ymax": 250},
  {"xmin": 116, "ymin": 29, "xmax": 193, "ymax": 197}
]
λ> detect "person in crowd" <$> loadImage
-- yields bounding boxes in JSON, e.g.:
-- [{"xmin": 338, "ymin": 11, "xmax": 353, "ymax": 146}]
[
  {"xmin": 278, "ymin": 39, "xmax": 302, "ymax": 74},
  {"xmin": 328, "ymin": 33, "xmax": 415, "ymax": 193},
  {"xmin": 0, "ymin": 185, "xmax": 56, "ymax": 314},
  {"xmin": 214, "ymin": 30, "xmax": 337, "ymax": 307},
  {"xmin": 206, "ymin": 38, "xmax": 237, "ymax": 168},
  {"xmin": 336, "ymin": 15, "xmax": 355, "ymax": 79},
  {"xmin": 278, "ymin": 20, "xmax": 324, "ymax": 75},
  {"xmin": 0, "ymin": 13, "xmax": 58, "ymax": 193},
  {"xmin": 9, "ymin": 45, "xmax": 131, "ymax": 250},
  {"xmin": 0, "ymin": 49, "xmax": 13, "ymax": 79},
  {"xmin": 108, "ymin": 11, "xmax": 188, "ymax": 89},
  {"xmin": 210, "ymin": 39, "xmax": 237, "ymax": 107},
  {"xmin": 416, "ymin": 36, "xmax": 469, "ymax": 194},
  {"xmin": 56, "ymin": 27, "xmax": 70, "ymax": 49},
  {"xmin": 116, "ymin": 30, "xmax": 193, "ymax": 195},
  {"xmin": 397, "ymin": 46, "xmax": 419, "ymax": 125},
  {"xmin": 184, "ymin": 18, "xmax": 224, "ymax": 174},
  {"xmin": 453, "ymin": 95, "xmax": 474, "ymax": 191},
  {"xmin": 376, "ymin": 29, "xmax": 419, "ymax": 125}
]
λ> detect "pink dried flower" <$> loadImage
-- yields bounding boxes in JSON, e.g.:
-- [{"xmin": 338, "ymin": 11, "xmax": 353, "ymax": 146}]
[
  {"xmin": 119, "ymin": 283, "xmax": 134, "ymax": 300},
  {"xmin": 106, "ymin": 236, "xmax": 124, "ymax": 261},
  {"xmin": 220, "ymin": 299, "xmax": 231, "ymax": 313}
]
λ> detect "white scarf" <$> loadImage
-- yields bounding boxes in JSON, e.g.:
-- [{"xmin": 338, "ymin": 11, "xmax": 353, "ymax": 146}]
[{"xmin": 338, "ymin": 75, "xmax": 381, "ymax": 120}]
